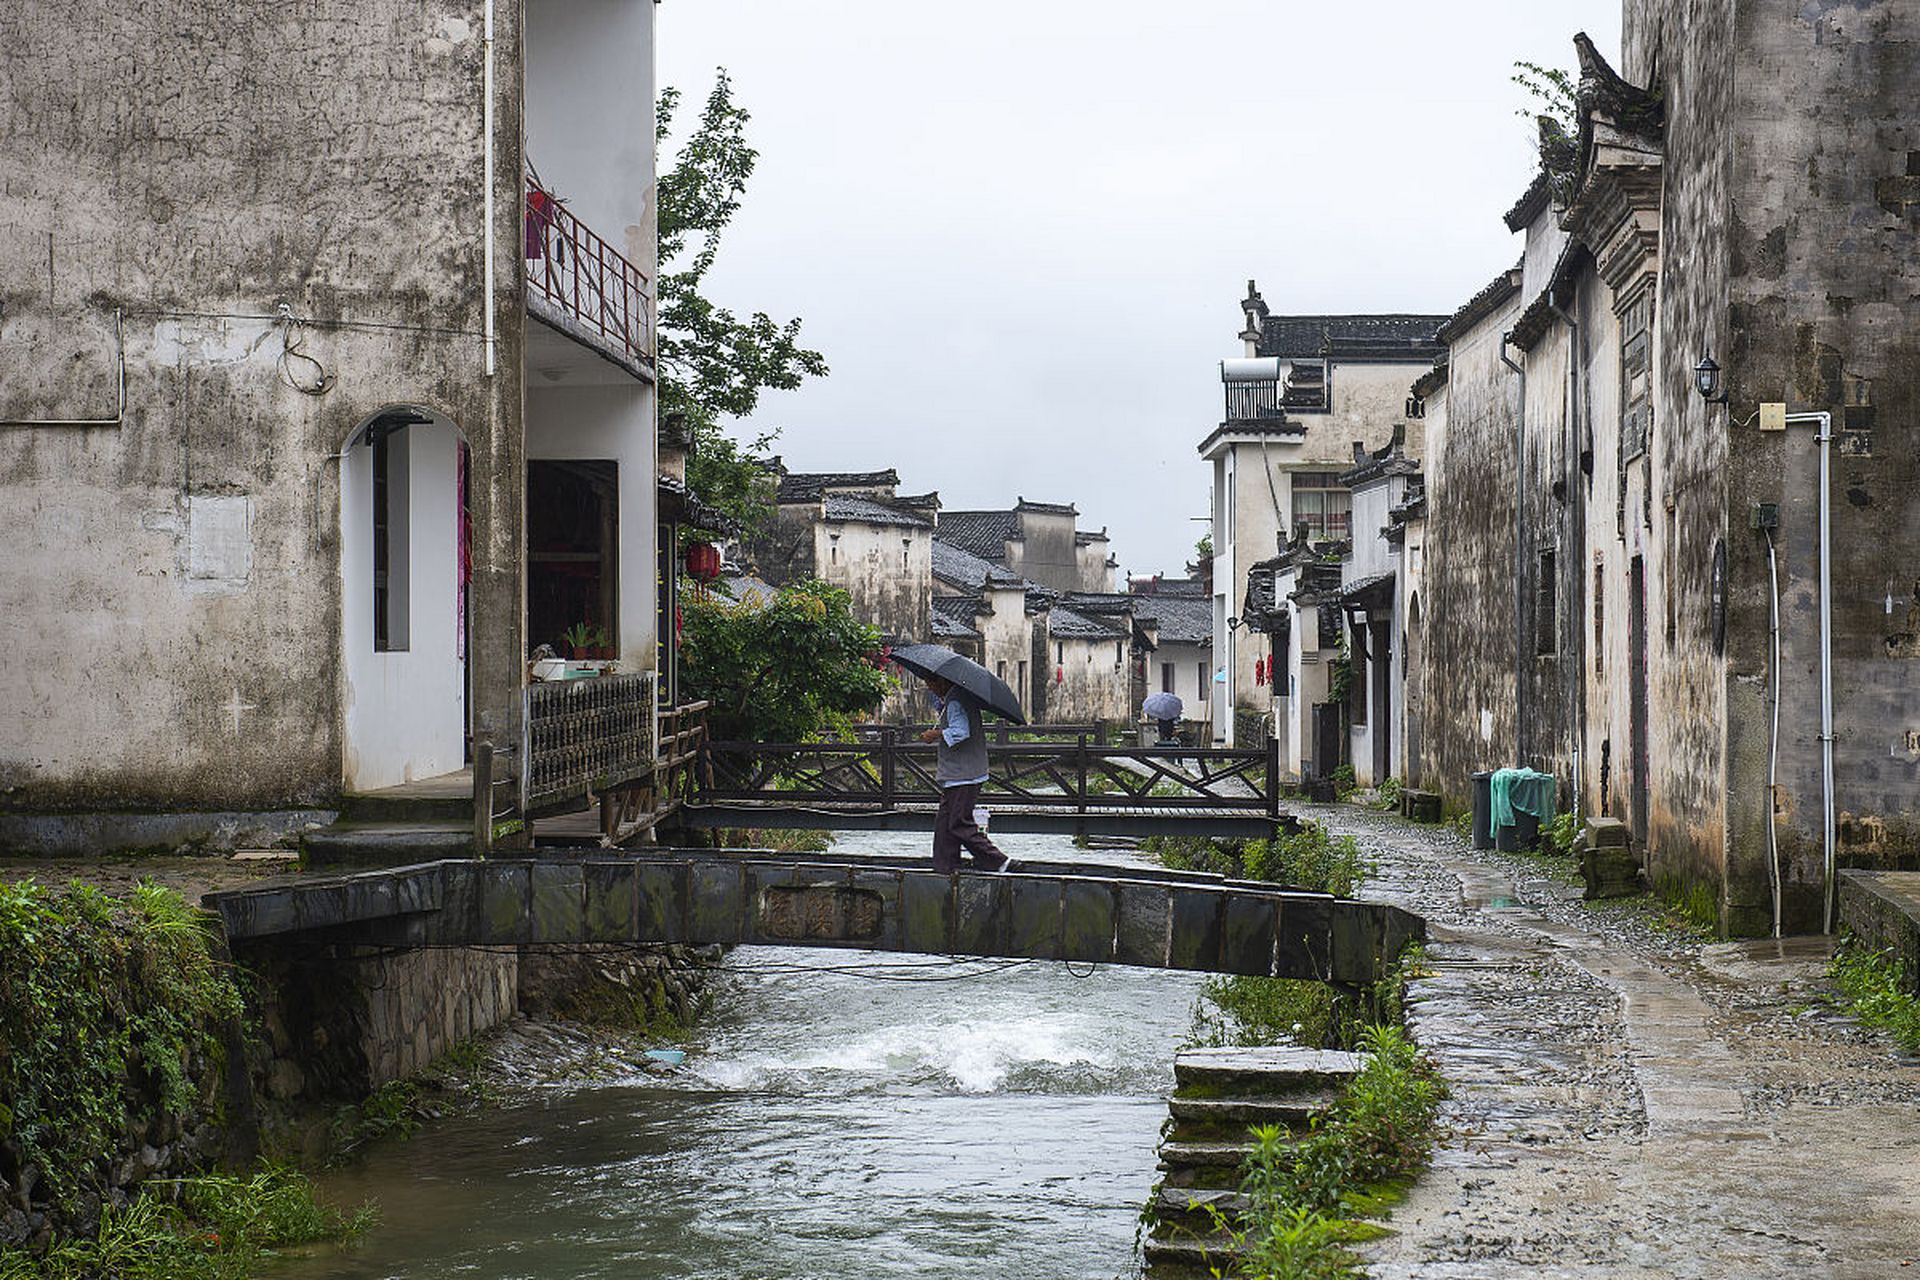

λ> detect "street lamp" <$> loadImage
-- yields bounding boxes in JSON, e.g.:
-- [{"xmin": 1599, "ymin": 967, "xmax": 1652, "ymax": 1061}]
[{"xmin": 1694, "ymin": 351, "xmax": 1728, "ymax": 404}]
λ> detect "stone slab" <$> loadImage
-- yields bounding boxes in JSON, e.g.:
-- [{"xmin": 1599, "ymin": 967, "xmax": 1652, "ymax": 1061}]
[
  {"xmin": 1061, "ymin": 880, "xmax": 1116, "ymax": 962},
  {"xmin": 528, "ymin": 862, "xmax": 586, "ymax": 944},
  {"xmin": 1007, "ymin": 876, "xmax": 1061, "ymax": 959},
  {"xmin": 1174, "ymin": 1046, "xmax": 1366, "ymax": 1094},
  {"xmin": 1113, "ymin": 883, "xmax": 1172, "ymax": 968}
]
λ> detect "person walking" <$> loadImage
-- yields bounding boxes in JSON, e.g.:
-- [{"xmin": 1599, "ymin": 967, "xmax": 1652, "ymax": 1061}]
[{"xmin": 918, "ymin": 674, "xmax": 1013, "ymax": 873}]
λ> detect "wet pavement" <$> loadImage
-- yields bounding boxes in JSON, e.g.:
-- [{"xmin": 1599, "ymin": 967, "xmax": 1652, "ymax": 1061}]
[{"xmin": 1301, "ymin": 803, "xmax": 1920, "ymax": 1279}]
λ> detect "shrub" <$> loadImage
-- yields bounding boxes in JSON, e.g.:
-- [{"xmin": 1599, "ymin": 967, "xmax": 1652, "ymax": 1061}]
[
  {"xmin": 0, "ymin": 879, "xmax": 244, "ymax": 1210},
  {"xmin": 1830, "ymin": 940, "xmax": 1920, "ymax": 1052},
  {"xmin": 1329, "ymin": 764, "xmax": 1356, "ymax": 800}
]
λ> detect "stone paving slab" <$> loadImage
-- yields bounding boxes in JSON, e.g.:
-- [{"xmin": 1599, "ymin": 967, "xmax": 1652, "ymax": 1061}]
[{"xmin": 1298, "ymin": 803, "xmax": 1920, "ymax": 1280}]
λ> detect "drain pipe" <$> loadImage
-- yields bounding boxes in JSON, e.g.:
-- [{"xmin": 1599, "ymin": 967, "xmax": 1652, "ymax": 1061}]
[
  {"xmin": 1762, "ymin": 526, "xmax": 1783, "ymax": 939},
  {"xmin": 1499, "ymin": 333, "xmax": 1527, "ymax": 763},
  {"xmin": 1782, "ymin": 411, "xmax": 1837, "ymax": 933},
  {"xmin": 1549, "ymin": 298, "xmax": 1583, "ymax": 824},
  {"xmin": 481, "ymin": 0, "xmax": 497, "ymax": 378}
]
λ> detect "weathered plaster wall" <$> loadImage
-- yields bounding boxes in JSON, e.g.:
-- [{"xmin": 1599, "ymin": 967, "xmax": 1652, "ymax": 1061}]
[
  {"xmin": 812, "ymin": 519, "xmax": 932, "ymax": 643},
  {"xmin": 1709, "ymin": 0, "xmax": 1920, "ymax": 929},
  {"xmin": 1006, "ymin": 508, "xmax": 1079, "ymax": 592},
  {"xmin": 977, "ymin": 586, "xmax": 1035, "ymax": 720},
  {"xmin": 1076, "ymin": 538, "xmax": 1115, "ymax": 592},
  {"xmin": 1419, "ymin": 296, "xmax": 1524, "ymax": 804},
  {"xmin": 1044, "ymin": 632, "xmax": 1132, "ymax": 725},
  {"xmin": 0, "ymin": 0, "xmax": 527, "ymax": 810}
]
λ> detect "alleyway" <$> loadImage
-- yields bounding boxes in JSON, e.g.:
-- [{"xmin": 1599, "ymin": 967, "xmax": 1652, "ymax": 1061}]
[{"xmin": 1303, "ymin": 804, "xmax": 1920, "ymax": 1279}]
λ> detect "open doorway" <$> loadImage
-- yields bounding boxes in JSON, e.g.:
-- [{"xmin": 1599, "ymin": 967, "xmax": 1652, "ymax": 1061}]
[
  {"xmin": 340, "ymin": 407, "xmax": 470, "ymax": 791},
  {"xmin": 528, "ymin": 460, "xmax": 618, "ymax": 658}
]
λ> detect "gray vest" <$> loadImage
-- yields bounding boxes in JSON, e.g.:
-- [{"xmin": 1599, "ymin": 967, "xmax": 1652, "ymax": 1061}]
[{"xmin": 935, "ymin": 696, "xmax": 990, "ymax": 784}]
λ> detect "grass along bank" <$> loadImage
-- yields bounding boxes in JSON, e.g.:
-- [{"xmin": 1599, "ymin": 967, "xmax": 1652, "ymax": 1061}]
[
  {"xmin": 1829, "ymin": 938, "xmax": 1920, "ymax": 1053},
  {"xmin": 1147, "ymin": 824, "xmax": 1445, "ymax": 1277},
  {"xmin": 0, "ymin": 878, "xmax": 369, "ymax": 1275}
]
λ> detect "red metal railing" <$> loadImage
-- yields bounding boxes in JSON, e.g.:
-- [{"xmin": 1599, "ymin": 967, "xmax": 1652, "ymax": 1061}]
[{"xmin": 525, "ymin": 170, "xmax": 654, "ymax": 365}]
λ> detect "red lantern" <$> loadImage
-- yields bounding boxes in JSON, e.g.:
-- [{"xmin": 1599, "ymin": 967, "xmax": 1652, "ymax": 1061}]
[
  {"xmin": 1055, "ymin": 665, "xmax": 1064, "ymax": 684},
  {"xmin": 685, "ymin": 542, "xmax": 722, "ymax": 582}
]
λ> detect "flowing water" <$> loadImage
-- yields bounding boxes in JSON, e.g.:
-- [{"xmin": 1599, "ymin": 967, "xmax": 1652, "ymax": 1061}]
[{"xmin": 287, "ymin": 832, "xmax": 1205, "ymax": 1280}]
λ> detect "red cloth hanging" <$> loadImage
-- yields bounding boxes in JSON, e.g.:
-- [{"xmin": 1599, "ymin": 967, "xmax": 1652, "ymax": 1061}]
[{"xmin": 526, "ymin": 189, "xmax": 556, "ymax": 260}]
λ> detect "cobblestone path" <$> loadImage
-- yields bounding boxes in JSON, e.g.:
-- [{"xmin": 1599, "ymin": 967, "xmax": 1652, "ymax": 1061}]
[{"xmin": 1301, "ymin": 804, "xmax": 1920, "ymax": 1280}]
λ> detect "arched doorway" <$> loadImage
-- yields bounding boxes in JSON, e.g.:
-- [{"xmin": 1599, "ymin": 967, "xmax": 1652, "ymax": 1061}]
[{"xmin": 338, "ymin": 406, "xmax": 470, "ymax": 791}]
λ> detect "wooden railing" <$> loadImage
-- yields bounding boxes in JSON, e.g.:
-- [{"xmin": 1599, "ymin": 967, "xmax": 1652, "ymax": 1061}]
[
  {"xmin": 700, "ymin": 732, "xmax": 1279, "ymax": 817},
  {"xmin": 525, "ymin": 170, "xmax": 654, "ymax": 365},
  {"xmin": 522, "ymin": 672, "xmax": 657, "ymax": 813}
]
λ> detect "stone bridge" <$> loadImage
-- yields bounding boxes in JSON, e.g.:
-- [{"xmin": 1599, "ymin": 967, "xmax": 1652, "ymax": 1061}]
[{"xmin": 205, "ymin": 852, "xmax": 1424, "ymax": 983}]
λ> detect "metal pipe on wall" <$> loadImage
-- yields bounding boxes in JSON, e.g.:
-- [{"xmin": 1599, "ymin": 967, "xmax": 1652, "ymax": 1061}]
[
  {"xmin": 0, "ymin": 308, "xmax": 125, "ymax": 427},
  {"xmin": 1763, "ymin": 526, "xmax": 1783, "ymax": 939},
  {"xmin": 1782, "ymin": 411, "xmax": 1836, "ymax": 932},
  {"xmin": 482, "ymin": 0, "xmax": 497, "ymax": 379}
]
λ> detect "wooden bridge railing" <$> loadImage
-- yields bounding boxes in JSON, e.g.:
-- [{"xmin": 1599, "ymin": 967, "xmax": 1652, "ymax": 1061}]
[{"xmin": 699, "ymin": 732, "xmax": 1280, "ymax": 817}]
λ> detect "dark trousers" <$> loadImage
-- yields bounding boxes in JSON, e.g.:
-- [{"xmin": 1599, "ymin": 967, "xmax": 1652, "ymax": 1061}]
[{"xmin": 932, "ymin": 781, "xmax": 1006, "ymax": 872}]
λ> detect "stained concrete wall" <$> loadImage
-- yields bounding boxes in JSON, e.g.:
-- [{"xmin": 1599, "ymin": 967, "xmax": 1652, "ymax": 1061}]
[
  {"xmin": 811, "ymin": 519, "xmax": 932, "ymax": 644},
  {"xmin": 1005, "ymin": 507, "xmax": 1079, "ymax": 593},
  {"xmin": 1419, "ymin": 297, "xmax": 1525, "ymax": 800},
  {"xmin": 976, "ymin": 585, "xmax": 1036, "ymax": 721},
  {"xmin": 1043, "ymin": 631, "xmax": 1132, "ymax": 725},
  {"xmin": 1702, "ymin": 0, "xmax": 1920, "ymax": 929},
  {"xmin": 0, "ymin": 0, "xmax": 529, "ymax": 812}
]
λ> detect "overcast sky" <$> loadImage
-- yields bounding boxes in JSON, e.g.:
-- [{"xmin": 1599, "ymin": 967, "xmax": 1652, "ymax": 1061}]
[{"xmin": 657, "ymin": 2, "xmax": 1622, "ymax": 580}]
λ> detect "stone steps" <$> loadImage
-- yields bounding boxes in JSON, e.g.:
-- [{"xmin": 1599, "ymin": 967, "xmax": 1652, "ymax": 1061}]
[{"xmin": 1143, "ymin": 1046, "xmax": 1363, "ymax": 1276}]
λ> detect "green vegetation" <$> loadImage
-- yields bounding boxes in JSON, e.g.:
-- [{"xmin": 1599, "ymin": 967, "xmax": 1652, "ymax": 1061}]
[
  {"xmin": 1146, "ymin": 823, "xmax": 1371, "ymax": 899},
  {"xmin": 679, "ymin": 579, "xmax": 895, "ymax": 741},
  {"xmin": 1, "ymin": 1165, "xmax": 371, "ymax": 1280},
  {"xmin": 1367, "ymin": 777, "xmax": 1402, "ymax": 812},
  {"xmin": 1652, "ymin": 872, "xmax": 1720, "ymax": 934},
  {"xmin": 0, "ymin": 879, "xmax": 243, "ymax": 1209},
  {"xmin": 0, "ymin": 881, "xmax": 371, "ymax": 1276},
  {"xmin": 1328, "ymin": 764, "xmax": 1356, "ymax": 801},
  {"xmin": 1222, "ymin": 1026, "xmax": 1445, "ymax": 1279},
  {"xmin": 1540, "ymin": 810, "xmax": 1580, "ymax": 856},
  {"xmin": 1829, "ymin": 939, "xmax": 1920, "ymax": 1052},
  {"xmin": 656, "ymin": 72, "xmax": 828, "ymax": 535},
  {"xmin": 1151, "ymin": 825, "xmax": 1384, "ymax": 1052}
]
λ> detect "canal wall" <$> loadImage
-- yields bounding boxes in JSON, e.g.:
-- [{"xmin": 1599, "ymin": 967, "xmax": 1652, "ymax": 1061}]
[{"xmin": 242, "ymin": 940, "xmax": 713, "ymax": 1106}]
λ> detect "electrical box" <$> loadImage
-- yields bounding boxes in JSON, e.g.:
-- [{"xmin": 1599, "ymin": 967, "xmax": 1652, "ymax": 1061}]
[
  {"xmin": 1750, "ymin": 503, "xmax": 1780, "ymax": 530},
  {"xmin": 1759, "ymin": 402, "xmax": 1787, "ymax": 432}
]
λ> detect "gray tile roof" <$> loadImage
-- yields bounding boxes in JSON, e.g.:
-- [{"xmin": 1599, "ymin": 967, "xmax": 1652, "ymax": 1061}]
[
  {"xmin": 1133, "ymin": 594, "xmax": 1212, "ymax": 645},
  {"xmin": 1047, "ymin": 605, "xmax": 1124, "ymax": 640},
  {"xmin": 1256, "ymin": 314, "xmax": 1447, "ymax": 362},
  {"xmin": 936, "ymin": 510, "xmax": 1019, "ymax": 562},
  {"xmin": 932, "ymin": 594, "xmax": 981, "ymax": 638},
  {"xmin": 932, "ymin": 538, "xmax": 1021, "ymax": 590},
  {"xmin": 718, "ymin": 574, "xmax": 777, "ymax": 607},
  {"xmin": 776, "ymin": 469, "xmax": 899, "ymax": 503},
  {"xmin": 821, "ymin": 494, "xmax": 931, "ymax": 528}
]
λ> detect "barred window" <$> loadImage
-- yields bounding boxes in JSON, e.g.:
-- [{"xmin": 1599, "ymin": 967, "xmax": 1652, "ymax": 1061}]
[
  {"xmin": 1536, "ymin": 549, "xmax": 1557, "ymax": 656},
  {"xmin": 1291, "ymin": 472, "xmax": 1351, "ymax": 543}
]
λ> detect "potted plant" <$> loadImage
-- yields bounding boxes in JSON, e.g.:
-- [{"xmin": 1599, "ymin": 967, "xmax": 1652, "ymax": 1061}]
[{"xmin": 562, "ymin": 622, "xmax": 611, "ymax": 661}]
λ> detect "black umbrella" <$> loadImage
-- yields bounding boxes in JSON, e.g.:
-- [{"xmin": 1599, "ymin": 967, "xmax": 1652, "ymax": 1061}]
[{"xmin": 887, "ymin": 643, "xmax": 1028, "ymax": 725}]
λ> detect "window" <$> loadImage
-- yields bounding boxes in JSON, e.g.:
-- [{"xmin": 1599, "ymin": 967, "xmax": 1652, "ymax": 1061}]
[
  {"xmin": 1290, "ymin": 472, "xmax": 1351, "ymax": 543},
  {"xmin": 1536, "ymin": 549, "xmax": 1557, "ymax": 656},
  {"xmin": 371, "ymin": 425, "xmax": 410, "ymax": 651},
  {"xmin": 1017, "ymin": 661, "xmax": 1027, "ymax": 707},
  {"xmin": 902, "ymin": 538, "xmax": 911, "ymax": 568},
  {"xmin": 1621, "ymin": 286, "xmax": 1652, "ymax": 462},
  {"xmin": 1115, "ymin": 640, "xmax": 1124, "ymax": 667},
  {"xmin": 997, "ymin": 660, "xmax": 1007, "ymax": 683},
  {"xmin": 1161, "ymin": 662, "xmax": 1174, "ymax": 693},
  {"xmin": 1056, "ymin": 642, "xmax": 1064, "ymax": 664},
  {"xmin": 1593, "ymin": 559, "xmax": 1605, "ymax": 677},
  {"xmin": 1348, "ymin": 625, "xmax": 1367, "ymax": 726}
]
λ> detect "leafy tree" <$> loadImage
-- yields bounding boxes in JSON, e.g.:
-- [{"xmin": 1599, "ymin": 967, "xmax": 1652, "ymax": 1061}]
[
  {"xmin": 1513, "ymin": 60, "xmax": 1580, "ymax": 199},
  {"xmin": 656, "ymin": 72, "xmax": 828, "ymax": 533},
  {"xmin": 680, "ymin": 579, "xmax": 893, "ymax": 741}
]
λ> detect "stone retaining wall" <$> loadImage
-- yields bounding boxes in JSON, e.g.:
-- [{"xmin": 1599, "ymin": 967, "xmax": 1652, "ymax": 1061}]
[{"xmin": 1838, "ymin": 869, "xmax": 1920, "ymax": 995}]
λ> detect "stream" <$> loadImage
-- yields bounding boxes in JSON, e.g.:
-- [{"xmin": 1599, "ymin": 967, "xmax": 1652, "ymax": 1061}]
[{"xmin": 287, "ymin": 832, "xmax": 1205, "ymax": 1280}]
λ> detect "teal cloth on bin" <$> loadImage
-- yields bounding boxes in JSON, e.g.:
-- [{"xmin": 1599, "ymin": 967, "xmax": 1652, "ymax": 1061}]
[{"xmin": 1490, "ymin": 767, "xmax": 1557, "ymax": 830}]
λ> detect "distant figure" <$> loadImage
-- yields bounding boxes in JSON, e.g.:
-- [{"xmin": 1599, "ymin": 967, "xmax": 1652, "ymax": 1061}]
[{"xmin": 919, "ymin": 675, "xmax": 1012, "ymax": 873}]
